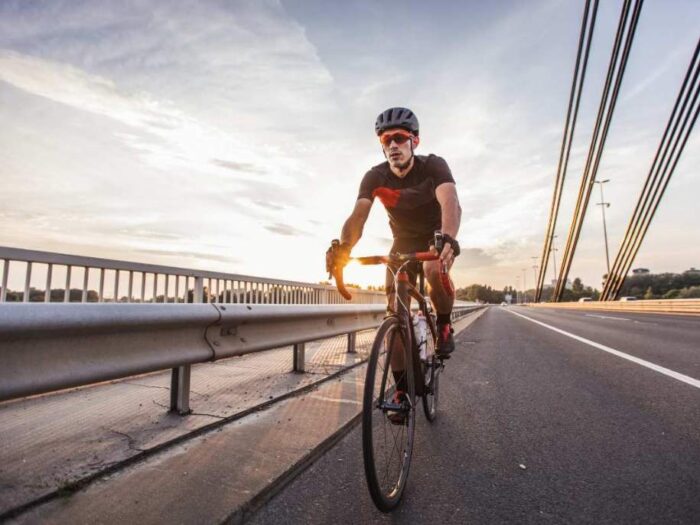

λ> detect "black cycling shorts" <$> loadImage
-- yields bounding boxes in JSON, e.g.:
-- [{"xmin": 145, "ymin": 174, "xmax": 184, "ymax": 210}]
[{"xmin": 385, "ymin": 236, "xmax": 432, "ymax": 295}]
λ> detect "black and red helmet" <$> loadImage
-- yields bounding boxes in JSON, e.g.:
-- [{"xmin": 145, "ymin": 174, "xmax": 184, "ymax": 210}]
[{"xmin": 375, "ymin": 107, "xmax": 419, "ymax": 136}]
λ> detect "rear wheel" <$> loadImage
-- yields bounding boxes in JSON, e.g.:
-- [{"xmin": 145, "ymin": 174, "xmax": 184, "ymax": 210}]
[{"xmin": 362, "ymin": 316, "xmax": 416, "ymax": 512}]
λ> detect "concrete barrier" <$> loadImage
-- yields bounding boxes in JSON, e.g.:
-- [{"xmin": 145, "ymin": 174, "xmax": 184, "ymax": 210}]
[{"xmin": 527, "ymin": 298, "xmax": 700, "ymax": 315}]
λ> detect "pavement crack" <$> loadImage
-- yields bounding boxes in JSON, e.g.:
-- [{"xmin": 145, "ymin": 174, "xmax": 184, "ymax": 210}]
[
  {"xmin": 105, "ymin": 428, "xmax": 146, "ymax": 452},
  {"xmin": 189, "ymin": 411, "xmax": 226, "ymax": 419}
]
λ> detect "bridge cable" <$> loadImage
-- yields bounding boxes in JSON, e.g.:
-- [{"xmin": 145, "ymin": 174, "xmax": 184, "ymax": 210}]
[
  {"xmin": 535, "ymin": 0, "xmax": 600, "ymax": 302},
  {"xmin": 553, "ymin": 0, "xmax": 643, "ymax": 301},
  {"xmin": 601, "ymin": 38, "xmax": 700, "ymax": 300}
]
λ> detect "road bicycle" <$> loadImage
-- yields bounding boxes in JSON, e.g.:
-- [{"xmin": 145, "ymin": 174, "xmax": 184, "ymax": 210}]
[{"xmin": 329, "ymin": 232, "xmax": 454, "ymax": 511}]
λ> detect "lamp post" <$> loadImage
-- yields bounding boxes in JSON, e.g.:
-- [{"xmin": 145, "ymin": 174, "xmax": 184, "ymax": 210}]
[
  {"xmin": 515, "ymin": 275, "xmax": 520, "ymax": 304},
  {"xmin": 530, "ymin": 257, "xmax": 539, "ymax": 286},
  {"xmin": 521, "ymin": 268, "xmax": 527, "ymax": 303},
  {"xmin": 550, "ymin": 234, "xmax": 559, "ymax": 283},
  {"xmin": 594, "ymin": 179, "xmax": 611, "ymax": 275}
]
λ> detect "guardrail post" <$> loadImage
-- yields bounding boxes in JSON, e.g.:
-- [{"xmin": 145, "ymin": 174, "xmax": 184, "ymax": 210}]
[
  {"xmin": 168, "ymin": 276, "xmax": 204, "ymax": 415},
  {"xmin": 347, "ymin": 332, "xmax": 357, "ymax": 353},
  {"xmin": 293, "ymin": 343, "xmax": 306, "ymax": 373},
  {"xmin": 170, "ymin": 364, "xmax": 192, "ymax": 415}
]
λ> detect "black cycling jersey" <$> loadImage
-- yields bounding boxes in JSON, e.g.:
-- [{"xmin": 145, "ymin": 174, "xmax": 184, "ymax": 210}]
[{"xmin": 357, "ymin": 154, "xmax": 455, "ymax": 240}]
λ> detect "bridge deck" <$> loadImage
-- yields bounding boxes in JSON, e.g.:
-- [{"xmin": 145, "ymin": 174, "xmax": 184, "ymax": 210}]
[{"xmin": 3, "ymin": 307, "xmax": 698, "ymax": 523}]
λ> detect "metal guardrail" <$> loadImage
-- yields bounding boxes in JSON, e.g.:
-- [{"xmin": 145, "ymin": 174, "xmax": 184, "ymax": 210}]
[
  {"xmin": 0, "ymin": 303, "xmax": 483, "ymax": 412},
  {"xmin": 0, "ymin": 246, "xmax": 384, "ymax": 304},
  {"xmin": 527, "ymin": 298, "xmax": 700, "ymax": 315}
]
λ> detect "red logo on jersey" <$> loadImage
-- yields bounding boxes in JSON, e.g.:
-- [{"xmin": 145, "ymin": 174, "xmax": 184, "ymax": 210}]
[{"xmin": 372, "ymin": 187, "xmax": 400, "ymax": 208}]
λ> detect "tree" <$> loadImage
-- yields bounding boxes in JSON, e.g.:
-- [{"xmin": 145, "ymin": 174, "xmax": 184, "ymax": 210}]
[{"xmin": 620, "ymin": 269, "xmax": 700, "ymax": 299}]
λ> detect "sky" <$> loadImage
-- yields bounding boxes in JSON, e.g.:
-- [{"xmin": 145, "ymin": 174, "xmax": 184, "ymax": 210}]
[{"xmin": 1, "ymin": 0, "xmax": 698, "ymax": 292}]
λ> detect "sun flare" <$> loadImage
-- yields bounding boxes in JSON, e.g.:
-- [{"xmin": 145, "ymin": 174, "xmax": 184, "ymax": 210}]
[{"xmin": 342, "ymin": 261, "xmax": 386, "ymax": 290}]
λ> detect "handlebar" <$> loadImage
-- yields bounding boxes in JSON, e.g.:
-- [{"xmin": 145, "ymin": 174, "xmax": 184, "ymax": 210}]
[{"xmin": 331, "ymin": 251, "xmax": 454, "ymax": 301}]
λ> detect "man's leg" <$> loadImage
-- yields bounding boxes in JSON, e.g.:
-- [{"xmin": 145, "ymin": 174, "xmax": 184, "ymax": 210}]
[
  {"xmin": 385, "ymin": 265, "xmax": 412, "ymax": 424},
  {"xmin": 424, "ymin": 260, "xmax": 455, "ymax": 355},
  {"xmin": 385, "ymin": 265, "xmax": 406, "ymax": 391}
]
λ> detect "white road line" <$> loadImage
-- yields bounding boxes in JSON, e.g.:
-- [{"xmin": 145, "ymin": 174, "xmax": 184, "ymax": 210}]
[
  {"xmin": 505, "ymin": 308, "xmax": 700, "ymax": 390},
  {"xmin": 585, "ymin": 314, "xmax": 630, "ymax": 321}
]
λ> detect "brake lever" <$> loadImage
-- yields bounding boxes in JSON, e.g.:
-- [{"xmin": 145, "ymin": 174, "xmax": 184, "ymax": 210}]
[
  {"xmin": 328, "ymin": 239, "xmax": 340, "ymax": 279},
  {"xmin": 434, "ymin": 231, "xmax": 444, "ymax": 254}
]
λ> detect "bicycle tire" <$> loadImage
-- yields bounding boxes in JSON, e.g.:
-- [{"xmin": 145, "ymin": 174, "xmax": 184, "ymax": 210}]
[
  {"xmin": 422, "ymin": 331, "xmax": 440, "ymax": 422},
  {"xmin": 362, "ymin": 316, "xmax": 416, "ymax": 512}
]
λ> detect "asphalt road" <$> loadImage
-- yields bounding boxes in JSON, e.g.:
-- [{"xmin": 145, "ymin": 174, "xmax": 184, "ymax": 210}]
[{"xmin": 248, "ymin": 306, "xmax": 700, "ymax": 524}]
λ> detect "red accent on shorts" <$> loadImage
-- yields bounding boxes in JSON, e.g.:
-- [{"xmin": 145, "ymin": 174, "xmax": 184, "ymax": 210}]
[
  {"xmin": 372, "ymin": 187, "xmax": 400, "ymax": 208},
  {"xmin": 397, "ymin": 271, "xmax": 410, "ymax": 282}
]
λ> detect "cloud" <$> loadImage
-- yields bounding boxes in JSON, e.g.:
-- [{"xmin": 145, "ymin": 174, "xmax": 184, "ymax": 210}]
[
  {"xmin": 211, "ymin": 159, "xmax": 267, "ymax": 175},
  {"xmin": 264, "ymin": 223, "xmax": 308, "ymax": 237},
  {"xmin": 453, "ymin": 247, "xmax": 499, "ymax": 270},
  {"xmin": 117, "ymin": 228, "xmax": 184, "ymax": 241},
  {"xmin": 0, "ymin": 49, "xmax": 269, "ymax": 181},
  {"xmin": 138, "ymin": 248, "xmax": 239, "ymax": 265},
  {"xmin": 0, "ymin": 49, "xmax": 176, "ymax": 130},
  {"xmin": 253, "ymin": 200, "xmax": 284, "ymax": 211}
]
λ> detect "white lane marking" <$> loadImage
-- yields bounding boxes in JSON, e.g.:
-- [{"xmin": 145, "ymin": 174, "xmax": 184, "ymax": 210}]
[
  {"xmin": 505, "ymin": 308, "xmax": 700, "ymax": 390},
  {"xmin": 585, "ymin": 314, "xmax": 630, "ymax": 321}
]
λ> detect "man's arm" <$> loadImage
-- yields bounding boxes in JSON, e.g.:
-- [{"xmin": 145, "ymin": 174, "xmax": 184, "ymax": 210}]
[
  {"xmin": 340, "ymin": 198, "xmax": 373, "ymax": 248},
  {"xmin": 435, "ymin": 182, "xmax": 462, "ymax": 265}
]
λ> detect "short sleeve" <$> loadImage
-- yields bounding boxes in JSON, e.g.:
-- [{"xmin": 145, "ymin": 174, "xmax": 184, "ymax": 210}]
[
  {"xmin": 428, "ymin": 155, "xmax": 455, "ymax": 187},
  {"xmin": 357, "ymin": 169, "xmax": 380, "ymax": 201}
]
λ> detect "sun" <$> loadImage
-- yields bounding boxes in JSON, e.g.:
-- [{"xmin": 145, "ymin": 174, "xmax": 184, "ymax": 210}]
[{"xmin": 342, "ymin": 260, "xmax": 386, "ymax": 290}]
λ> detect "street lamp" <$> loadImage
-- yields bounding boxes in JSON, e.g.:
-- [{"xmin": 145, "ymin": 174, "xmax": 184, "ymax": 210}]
[
  {"xmin": 550, "ymin": 234, "xmax": 559, "ymax": 283},
  {"xmin": 594, "ymin": 179, "xmax": 611, "ymax": 275},
  {"xmin": 530, "ymin": 257, "xmax": 539, "ymax": 287},
  {"xmin": 521, "ymin": 268, "xmax": 527, "ymax": 302}
]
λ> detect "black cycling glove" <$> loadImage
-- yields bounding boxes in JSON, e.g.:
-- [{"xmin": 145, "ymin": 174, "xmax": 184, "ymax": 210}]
[
  {"xmin": 431, "ymin": 232, "xmax": 460, "ymax": 257},
  {"xmin": 326, "ymin": 240, "xmax": 352, "ymax": 276}
]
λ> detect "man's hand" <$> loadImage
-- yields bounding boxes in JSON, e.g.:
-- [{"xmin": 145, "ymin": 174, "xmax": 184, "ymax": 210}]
[
  {"xmin": 326, "ymin": 240, "xmax": 351, "ymax": 277},
  {"xmin": 429, "ymin": 242, "xmax": 456, "ymax": 271},
  {"xmin": 430, "ymin": 232, "xmax": 460, "ymax": 271}
]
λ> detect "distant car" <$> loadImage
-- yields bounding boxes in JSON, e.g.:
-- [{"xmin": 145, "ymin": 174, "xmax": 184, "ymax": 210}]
[
  {"xmin": 578, "ymin": 297, "xmax": 593, "ymax": 302},
  {"xmin": 619, "ymin": 296, "xmax": 638, "ymax": 301},
  {"xmin": 500, "ymin": 302, "xmax": 508, "ymax": 306}
]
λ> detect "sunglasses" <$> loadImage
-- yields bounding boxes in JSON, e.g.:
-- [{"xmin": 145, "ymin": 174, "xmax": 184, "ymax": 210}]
[{"xmin": 379, "ymin": 131, "xmax": 413, "ymax": 147}]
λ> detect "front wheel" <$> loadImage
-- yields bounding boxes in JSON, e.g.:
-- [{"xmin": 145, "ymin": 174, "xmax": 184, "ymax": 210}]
[
  {"xmin": 362, "ymin": 316, "xmax": 416, "ymax": 512},
  {"xmin": 422, "ymin": 330, "xmax": 440, "ymax": 422}
]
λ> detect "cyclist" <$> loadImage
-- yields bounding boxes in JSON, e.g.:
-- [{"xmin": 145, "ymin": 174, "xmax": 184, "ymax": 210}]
[{"xmin": 326, "ymin": 107, "xmax": 462, "ymax": 358}]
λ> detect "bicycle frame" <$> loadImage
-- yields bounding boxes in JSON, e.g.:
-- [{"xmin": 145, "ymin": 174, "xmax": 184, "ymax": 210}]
[
  {"xmin": 334, "ymin": 250, "xmax": 448, "ymax": 395},
  {"xmin": 393, "ymin": 262, "xmax": 436, "ymax": 397}
]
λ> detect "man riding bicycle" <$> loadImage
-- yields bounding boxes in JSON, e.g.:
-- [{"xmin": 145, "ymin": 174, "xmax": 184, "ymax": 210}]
[{"xmin": 327, "ymin": 107, "xmax": 462, "ymax": 357}]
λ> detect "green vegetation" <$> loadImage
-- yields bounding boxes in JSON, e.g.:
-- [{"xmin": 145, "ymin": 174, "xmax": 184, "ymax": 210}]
[
  {"xmin": 618, "ymin": 269, "xmax": 700, "ymax": 299},
  {"xmin": 456, "ymin": 285, "xmax": 517, "ymax": 304},
  {"xmin": 454, "ymin": 268, "xmax": 700, "ymax": 303}
]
